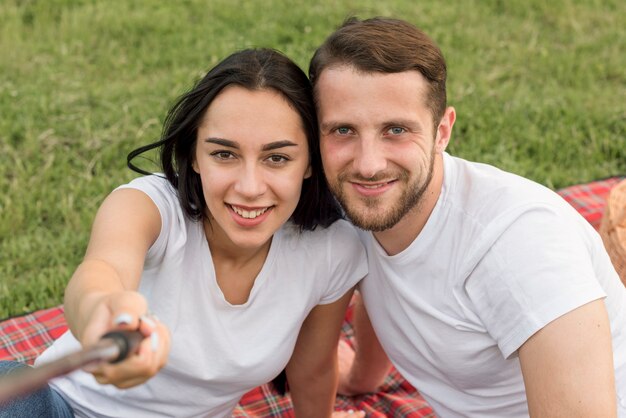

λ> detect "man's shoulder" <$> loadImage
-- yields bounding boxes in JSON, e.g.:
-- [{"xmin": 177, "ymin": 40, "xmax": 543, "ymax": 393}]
[{"xmin": 444, "ymin": 155, "xmax": 565, "ymax": 224}]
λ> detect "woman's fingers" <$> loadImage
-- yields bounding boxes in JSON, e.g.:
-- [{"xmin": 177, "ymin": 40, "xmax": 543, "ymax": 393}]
[
  {"xmin": 88, "ymin": 318, "xmax": 170, "ymax": 388},
  {"xmin": 80, "ymin": 293, "xmax": 170, "ymax": 389},
  {"xmin": 108, "ymin": 292, "xmax": 149, "ymax": 330},
  {"xmin": 79, "ymin": 291, "xmax": 147, "ymax": 347}
]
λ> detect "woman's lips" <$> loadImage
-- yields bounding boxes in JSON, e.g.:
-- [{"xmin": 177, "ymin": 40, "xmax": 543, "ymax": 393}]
[{"xmin": 227, "ymin": 204, "xmax": 273, "ymax": 226}]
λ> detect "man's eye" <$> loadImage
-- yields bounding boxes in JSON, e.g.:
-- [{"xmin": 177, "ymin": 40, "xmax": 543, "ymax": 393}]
[
  {"xmin": 336, "ymin": 127, "xmax": 351, "ymax": 135},
  {"xmin": 388, "ymin": 127, "xmax": 405, "ymax": 135}
]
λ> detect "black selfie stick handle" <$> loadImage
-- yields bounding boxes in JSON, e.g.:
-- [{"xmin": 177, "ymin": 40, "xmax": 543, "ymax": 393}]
[
  {"xmin": 0, "ymin": 330, "xmax": 145, "ymax": 404},
  {"xmin": 101, "ymin": 330, "xmax": 145, "ymax": 363}
]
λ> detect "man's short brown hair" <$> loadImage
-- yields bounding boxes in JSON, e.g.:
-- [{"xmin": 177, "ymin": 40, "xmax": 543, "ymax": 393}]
[{"xmin": 309, "ymin": 17, "xmax": 447, "ymax": 127}]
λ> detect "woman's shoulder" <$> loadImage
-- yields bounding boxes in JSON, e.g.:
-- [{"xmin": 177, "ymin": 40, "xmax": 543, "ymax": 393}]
[
  {"xmin": 118, "ymin": 174, "xmax": 174, "ymax": 194},
  {"xmin": 284, "ymin": 218, "xmax": 358, "ymax": 238},
  {"xmin": 116, "ymin": 174, "xmax": 178, "ymax": 206},
  {"xmin": 326, "ymin": 218, "xmax": 362, "ymax": 241},
  {"xmin": 116, "ymin": 174, "xmax": 191, "ymax": 233},
  {"xmin": 280, "ymin": 219, "xmax": 363, "ymax": 255}
]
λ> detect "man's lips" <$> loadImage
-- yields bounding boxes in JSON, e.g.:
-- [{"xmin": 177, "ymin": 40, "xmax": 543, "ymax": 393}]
[{"xmin": 350, "ymin": 180, "xmax": 396, "ymax": 197}]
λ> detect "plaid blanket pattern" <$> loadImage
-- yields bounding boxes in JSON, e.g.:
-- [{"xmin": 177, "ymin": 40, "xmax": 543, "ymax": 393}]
[
  {"xmin": 0, "ymin": 303, "xmax": 434, "ymax": 417},
  {"xmin": 556, "ymin": 176, "xmax": 625, "ymax": 230},
  {"xmin": 1, "ymin": 176, "xmax": 623, "ymax": 417},
  {"xmin": 0, "ymin": 306, "xmax": 66, "ymax": 365},
  {"xmin": 231, "ymin": 303, "xmax": 435, "ymax": 417},
  {"xmin": 231, "ymin": 368, "xmax": 432, "ymax": 418}
]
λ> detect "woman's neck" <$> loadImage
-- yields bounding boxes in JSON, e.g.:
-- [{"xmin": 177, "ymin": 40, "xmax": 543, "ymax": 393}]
[{"xmin": 203, "ymin": 217, "xmax": 272, "ymax": 305}]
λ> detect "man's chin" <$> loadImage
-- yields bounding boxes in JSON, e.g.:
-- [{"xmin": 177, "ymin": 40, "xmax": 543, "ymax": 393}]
[
  {"xmin": 342, "ymin": 206, "xmax": 400, "ymax": 232},
  {"xmin": 333, "ymin": 186, "xmax": 404, "ymax": 231}
]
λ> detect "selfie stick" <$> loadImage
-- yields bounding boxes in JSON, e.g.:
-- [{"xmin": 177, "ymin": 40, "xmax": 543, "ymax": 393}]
[{"xmin": 0, "ymin": 330, "xmax": 143, "ymax": 405}]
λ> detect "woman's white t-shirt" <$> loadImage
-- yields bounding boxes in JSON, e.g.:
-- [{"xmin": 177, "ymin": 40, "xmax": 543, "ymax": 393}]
[{"xmin": 36, "ymin": 175, "xmax": 367, "ymax": 418}]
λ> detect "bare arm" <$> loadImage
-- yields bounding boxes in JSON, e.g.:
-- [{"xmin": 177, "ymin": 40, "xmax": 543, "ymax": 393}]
[
  {"xmin": 337, "ymin": 291, "xmax": 392, "ymax": 396},
  {"xmin": 286, "ymin": 289, "xmax": 355, "ymax": 418},
  {"xmin": 64, "ymin": 188, "xmax": 170, "ymax": 388},
  {"xmin": 519, "ymin": 299, "xmax": 617, "ymax": 417}
]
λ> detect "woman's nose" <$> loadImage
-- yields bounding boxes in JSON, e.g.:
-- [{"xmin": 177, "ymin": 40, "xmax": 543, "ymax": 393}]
[{"xmin": 234, "ymin": 163, "xmax": 267, "ymax": 198}]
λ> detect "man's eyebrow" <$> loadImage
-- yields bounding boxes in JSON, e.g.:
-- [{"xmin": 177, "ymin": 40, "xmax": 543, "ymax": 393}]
[
  {"xmin": 319, "ymin": 121, "xmax": 347, "ymax": 132},
  {"xmin": 320, "ymin": 119, "xmax": 424, "ymax": 132},
  {"xmin": 386, "ymin": 119, "xmax": 424, "ymax": 132},
  {"xmin": 203, "ymin": 138, "xmax": 298, "ymax": 151}
]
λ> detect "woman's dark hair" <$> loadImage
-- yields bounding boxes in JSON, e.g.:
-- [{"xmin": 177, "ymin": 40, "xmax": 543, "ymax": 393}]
[{"xmin": 128, "ymin": 48, "xmax": 342, "ymax": 230}]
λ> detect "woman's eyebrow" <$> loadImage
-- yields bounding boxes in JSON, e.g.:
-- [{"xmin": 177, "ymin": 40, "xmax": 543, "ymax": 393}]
[
  {"xmin": 204, "ymin": 137, "xmax": 238, "ymax": 148},
  {"xmin": 261, "ymin": 140, "xmax": 298, "ymax": 151},
  {"xmin": 204, "ymin": 138, "xmax": 298, "ymax": 151}
]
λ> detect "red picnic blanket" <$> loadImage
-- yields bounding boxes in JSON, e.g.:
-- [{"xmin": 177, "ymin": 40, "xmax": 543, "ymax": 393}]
[
  {"xmin": 0, "ymin": 304, "xmax": 433, "ymax": 417},
  {"xmin": 1, "ymin": 176, "xmax": 623, "ymax": 417},
  {"xmin": 556, "ymin": 176, "xmax": 624, "ymax": 230}
]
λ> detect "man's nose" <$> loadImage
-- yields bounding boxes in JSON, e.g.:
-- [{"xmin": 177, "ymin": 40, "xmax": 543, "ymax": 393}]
[{"xmin": 353, "ymin": 135, "xmax": 387, "ymax": 179}]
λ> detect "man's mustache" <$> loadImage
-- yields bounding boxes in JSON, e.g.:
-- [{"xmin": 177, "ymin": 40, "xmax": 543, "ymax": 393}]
[{"xmin": 338, "ymin": 171, "xmax": 407, "ymax": 183}]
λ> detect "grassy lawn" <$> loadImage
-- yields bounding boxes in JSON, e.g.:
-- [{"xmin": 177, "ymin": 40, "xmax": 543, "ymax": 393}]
[{"xmin": 1, "ymin": 0, "xmax": 624, "ymax": 317}]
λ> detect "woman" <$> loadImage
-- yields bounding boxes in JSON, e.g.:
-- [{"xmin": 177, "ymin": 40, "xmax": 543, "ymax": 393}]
[{"xmin": 0, "ymin": 48, "xmax": 366, "ymax": 417}]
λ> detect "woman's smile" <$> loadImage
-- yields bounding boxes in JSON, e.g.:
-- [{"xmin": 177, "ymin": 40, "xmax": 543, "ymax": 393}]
[{"xmin": 228, "ymin": 204, "xmax": 274, "ymax": 227}]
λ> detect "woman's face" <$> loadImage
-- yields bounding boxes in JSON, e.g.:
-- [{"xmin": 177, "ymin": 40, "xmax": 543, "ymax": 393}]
[{"xmin": 193, "ymin": 86, "xmax": 311, "ymax": 251}]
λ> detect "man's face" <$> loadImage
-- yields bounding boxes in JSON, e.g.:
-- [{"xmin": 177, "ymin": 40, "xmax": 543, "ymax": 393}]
[{"xmin": 316, "ymin": 66, "xmax": 443, "ymax": 231}]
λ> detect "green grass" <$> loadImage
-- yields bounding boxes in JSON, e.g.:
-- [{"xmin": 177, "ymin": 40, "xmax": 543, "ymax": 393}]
[{"xmin": 1, "ymin": 0, "xmax": 624, "ymax": 317}]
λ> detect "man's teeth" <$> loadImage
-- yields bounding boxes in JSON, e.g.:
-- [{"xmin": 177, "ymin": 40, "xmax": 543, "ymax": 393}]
[
  {"xmin": 362, "ymin": 184, "xmax": 384, "ymax": 189},
  {"xmin": 231, "ymin": 206, "xmax": 269, "ymax": 219}
]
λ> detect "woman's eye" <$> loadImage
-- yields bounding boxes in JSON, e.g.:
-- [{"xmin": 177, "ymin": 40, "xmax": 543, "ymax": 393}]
[
  {"xmin": 336, "ymin": 127, "xmax": 351, "ymax": 135},
  {"xmin": 211, "ymin": 151, "xmax": 234, "ymax": 160},
  {"xmin": 267, "ymin": 154, "xmax": 289, "ymax": 164}
]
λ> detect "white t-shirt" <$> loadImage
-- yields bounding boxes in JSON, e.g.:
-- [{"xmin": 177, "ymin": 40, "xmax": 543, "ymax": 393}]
[
  {"xmin": 36, "ymin": 175, "xmax": 367, "ymax": 418},
  {"xmin": 359, "ymin": 153, "xmax": 626, "ymax": 417}
]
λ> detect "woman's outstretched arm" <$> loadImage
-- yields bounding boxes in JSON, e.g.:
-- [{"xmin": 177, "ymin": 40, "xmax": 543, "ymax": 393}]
[{"xmin": 63, "ymin": 188, "xmax": 169, "ymax": 388}]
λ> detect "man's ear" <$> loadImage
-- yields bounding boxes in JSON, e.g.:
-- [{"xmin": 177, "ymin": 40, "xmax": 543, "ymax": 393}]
[{"xmin": 434, "ymin": 106, "xmax": 456, "ymax": 154}]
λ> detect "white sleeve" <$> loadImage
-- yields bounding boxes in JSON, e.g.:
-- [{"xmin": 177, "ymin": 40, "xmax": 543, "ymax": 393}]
[
  {"xmin": 115, "ymin": 175, "xmax": 185, "ymax": 268},
  {"xmin": 319, "ymin": 220, "xmax": 368, "ymax": 304},
  {"xmin": 465, "ymin": 204, "xmax": 606, "ymax": 359}
]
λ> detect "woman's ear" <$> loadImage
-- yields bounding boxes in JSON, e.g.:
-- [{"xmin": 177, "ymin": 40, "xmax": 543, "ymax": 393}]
[{"xmin": 304, "ymin": 164, "xmax": 312, "ymax": 179}]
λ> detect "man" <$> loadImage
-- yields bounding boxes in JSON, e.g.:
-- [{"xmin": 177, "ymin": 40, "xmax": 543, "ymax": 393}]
[{"xmin": 310, "ymin": 17, "xmax": 626, "ymax": 417}]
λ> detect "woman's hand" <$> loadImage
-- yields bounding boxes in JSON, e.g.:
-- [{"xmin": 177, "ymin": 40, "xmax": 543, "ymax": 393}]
[{"xmin": 78, "ymin": 290, "xmax": 171, "ymax": 389}]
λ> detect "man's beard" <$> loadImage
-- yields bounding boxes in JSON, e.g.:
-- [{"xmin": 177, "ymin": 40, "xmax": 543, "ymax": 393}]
[{"xmin": 330, "ymin": 149, "xmax": 436, "ymax": 232}]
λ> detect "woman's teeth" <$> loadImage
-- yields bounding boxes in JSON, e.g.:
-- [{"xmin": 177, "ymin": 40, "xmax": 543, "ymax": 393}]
[{"xmin": 231, "ymin": 205, "xmax": 269, "ymax": 219}]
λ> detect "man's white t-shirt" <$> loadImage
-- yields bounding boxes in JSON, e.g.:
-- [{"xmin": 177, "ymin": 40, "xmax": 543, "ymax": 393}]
[
  {"xmin": 36, "ymin": 175, "xmax": 367, "ymax": 418},
  {"xmin": 359, "ymin": 153, "xmax": 626, "ymax": 417}
]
